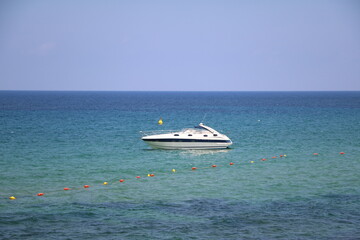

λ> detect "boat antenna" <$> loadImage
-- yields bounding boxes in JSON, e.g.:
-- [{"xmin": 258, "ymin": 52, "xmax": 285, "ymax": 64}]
[{"xmin": 201, "ymin": 113, "xmax": 207, "ymax": 124}]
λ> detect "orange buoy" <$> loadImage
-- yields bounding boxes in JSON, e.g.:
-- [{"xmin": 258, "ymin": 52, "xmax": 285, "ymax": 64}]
[
  {"xmin": 313, "ymin": 153, "xmax": 319, "ymax": 156},
  {"xmin": 150, "ymin": 174, "xmax": 155, "ymax": 177},
  {"xmin": 272, "ymin": 156, "xmax": 277, "ymax": 159},
  {"xmin": 192, "ymin": 167, "xmax": 197, "ymax": 170},
  {"xmin": 261, "ymin": 158, "xmax": 267, "ymax": 161},
  {"xmin": 339, "ymin": 152, "xmax": 345, "ymax": 155},
  {"xmin": 280, "ymin": 155, "xmax": 283, "ymax": 157},
  {"xmin": 84, "ymin": 185, "xmax": 90, "ymax": 188},
  {"xmin": 212, "ymin": 165, "xmax": 217, "ymax": 168},
  {"xmin": 229, "ymin": 162, "xmax": 234, "ymax": 165},
  {"xmin": 63, "ymin": 188, "xmax": 70, "ymax": 191},
  {"xmin": 119, "ymin": 179, "xmax": 125, "ymax": 183},
  {"xmin": 37, "ymin": 193, "xmax": 44, "ymax": 196},
  {"xmin": 136, "ymin": 176, "xmax": 141, "ymax": 179}
]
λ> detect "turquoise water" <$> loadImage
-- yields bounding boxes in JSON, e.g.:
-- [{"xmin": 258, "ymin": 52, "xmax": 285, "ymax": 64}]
[{"xmin": 0, "ymin": 91, "xmax": 359, "ymax": 239}]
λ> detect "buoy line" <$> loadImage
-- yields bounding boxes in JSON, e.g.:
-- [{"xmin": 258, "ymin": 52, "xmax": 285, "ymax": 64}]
[{"xmin": 1, "ymin": 152, "xmax": 346, "ymax": 201}]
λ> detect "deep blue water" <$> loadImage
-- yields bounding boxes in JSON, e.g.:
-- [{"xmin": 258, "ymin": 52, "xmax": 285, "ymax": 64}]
[{"xmin": 0, "ymin": 91, "xmax": 359, "ymax": 239}]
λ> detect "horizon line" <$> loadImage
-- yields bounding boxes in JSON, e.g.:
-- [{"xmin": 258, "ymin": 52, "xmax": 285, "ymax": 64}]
[{"xmin": 0, "ymin": 90, "xmax": 359, "ymax": 92}]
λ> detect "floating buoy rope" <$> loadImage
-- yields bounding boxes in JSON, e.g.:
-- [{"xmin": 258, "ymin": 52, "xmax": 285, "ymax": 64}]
[{"xmin": 1, "ymin": 152, "xmax": 347, "ymax": 201}]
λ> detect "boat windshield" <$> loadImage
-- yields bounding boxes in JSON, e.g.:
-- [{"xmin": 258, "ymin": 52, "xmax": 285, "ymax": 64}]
[{"xmin": 184, "ymin": 127, "xmax": 210, "ymax": 134}]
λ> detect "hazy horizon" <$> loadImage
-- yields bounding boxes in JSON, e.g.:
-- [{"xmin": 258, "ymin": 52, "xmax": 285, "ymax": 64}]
[{"xmin": 1, "ymin": 0, "xmax": 359, "ymax": 91}]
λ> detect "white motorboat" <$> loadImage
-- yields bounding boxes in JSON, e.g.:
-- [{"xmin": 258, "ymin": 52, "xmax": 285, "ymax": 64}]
[{"xmin": 140, "ymin": 123, "xmax": 232, "ymax": 150}]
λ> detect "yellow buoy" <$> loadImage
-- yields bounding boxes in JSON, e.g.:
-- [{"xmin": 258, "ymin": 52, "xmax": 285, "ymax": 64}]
[
  {"xmin": 9, "ymin": 196, "xmax": 16, "ymax": 200},
  {"xmin": 103, "ymin": 182, "xmax": 108, "ymax": 185},
  {"xmin": 172, "ymin": 169, "xmax": 176, "ymax": 173},
  {"xmin": 158, "ymin": 118, "xmax": 163, "ymax": 125},
  {"xmin": 148, "ymin": 174, "xmax": 151, "ymax": 177},
  {"xmin": 250, "ymin": 161, "xmax": 254, "ymax": 163}
]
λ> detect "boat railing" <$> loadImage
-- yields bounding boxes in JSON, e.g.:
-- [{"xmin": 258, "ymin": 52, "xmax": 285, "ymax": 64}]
[{"xmin": 139, "ymin": 130, "xmax": 178, "ymax": 136}]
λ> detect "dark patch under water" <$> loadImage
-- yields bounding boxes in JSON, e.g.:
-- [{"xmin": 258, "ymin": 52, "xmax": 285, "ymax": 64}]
[{"xmin": 1, "ymin": 195, "xmax": 359, "ymax": 239}]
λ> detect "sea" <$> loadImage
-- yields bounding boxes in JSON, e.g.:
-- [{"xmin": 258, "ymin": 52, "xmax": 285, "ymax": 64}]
[{"xmin": 0, "ymin": 91, "xmax": 359, "ymax": 240}]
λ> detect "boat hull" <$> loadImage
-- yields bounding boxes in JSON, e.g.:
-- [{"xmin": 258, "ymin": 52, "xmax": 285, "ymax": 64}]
[{"xmin": 142, "ymin": 139, "xmax": 232, "ymax": 150}]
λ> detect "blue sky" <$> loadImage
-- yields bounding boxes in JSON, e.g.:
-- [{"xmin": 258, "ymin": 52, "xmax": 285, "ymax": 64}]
[{"xmin": 0, "ymin": 0, "xmax": 359, "ymax": 91}]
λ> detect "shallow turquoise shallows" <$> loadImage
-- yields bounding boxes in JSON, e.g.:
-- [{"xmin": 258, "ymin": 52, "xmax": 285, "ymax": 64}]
[{"xmin": 0, "ymin": 91, "xmax": 359, "ymax": 239}]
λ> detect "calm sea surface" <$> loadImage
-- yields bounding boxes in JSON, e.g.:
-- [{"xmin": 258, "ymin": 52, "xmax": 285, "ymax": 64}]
[{"xmin": 0, "ymin": 91, "xmax": 359, "ymax": 239}]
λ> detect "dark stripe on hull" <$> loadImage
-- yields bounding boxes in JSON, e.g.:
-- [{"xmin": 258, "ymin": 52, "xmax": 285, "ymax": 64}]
[
  {"xmin": 150, "ymin": 146, "xmax": 230, "ymax": 150},
  {"xmin": 142, "ymin": 138, "xmax": 231, "ymax": 143}
]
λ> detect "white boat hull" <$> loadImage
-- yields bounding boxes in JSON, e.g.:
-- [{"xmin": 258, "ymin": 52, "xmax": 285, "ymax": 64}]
[{"xmin": 143, "ymin": 140, "xmax": 232, "ymax": 150}]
